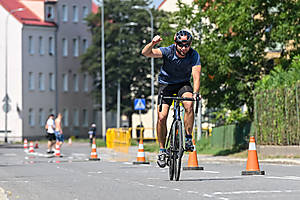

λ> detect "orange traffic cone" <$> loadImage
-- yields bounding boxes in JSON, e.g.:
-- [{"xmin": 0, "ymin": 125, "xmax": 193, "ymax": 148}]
[
  {"xmin": 89, "ymin": 138, "xmax": 100, "ymax": 161},
  {"xmin": 183, "ymin": 139, "xmax": 204, "ymax": 170},
  {"xmin": 28, "ymin": 141, "xmax": 35, "ymax": 153},
  {"xmin": 133, "ymin": 138, "xmax": 150, "ymax": 165},
  {"xmin": 35, "ymin": 140, "xmax": 39, "ymax": 149},
  {"xmin": 68, "ymin": 137, "xmax": 72, "ymax": 145},
  {"xmin": 24, "ymin": 138, "xmax": 28, "ymax": 152},
  {"xmin": 241, "ymin": 136, "xmax": 265, "ymax": 175},
  {"xmin": 55, "ymin": 141, "xmax": 62, "ymax": 157}
]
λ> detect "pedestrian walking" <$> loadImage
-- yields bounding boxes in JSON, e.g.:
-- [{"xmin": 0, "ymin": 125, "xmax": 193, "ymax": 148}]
[
  {"xmin": 45, "ymin": 114, "xmax": 56, "ymax": 153},
  {"xmin": 88, "ymin": 123, "xmax": 97, "ymax": 145},
  {"xmin": 55, "ymin": 113, "xmax": 64, "ymax": 147}
]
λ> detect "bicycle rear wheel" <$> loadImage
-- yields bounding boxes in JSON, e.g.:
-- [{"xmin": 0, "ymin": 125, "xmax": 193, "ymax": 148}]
[{"xmin": 174, "ymin": 121, "xmax": 183, "ymax": 181}]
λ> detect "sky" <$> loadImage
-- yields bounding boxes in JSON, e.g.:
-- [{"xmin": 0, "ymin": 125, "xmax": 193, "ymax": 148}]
[{"xmin": 151, "ymin": 0, "xmax": 164, "ymax": 8}]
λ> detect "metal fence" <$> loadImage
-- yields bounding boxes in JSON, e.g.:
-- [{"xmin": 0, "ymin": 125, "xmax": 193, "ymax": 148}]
[{"xmin": 254, "ymin": 83, "xmax": 300, "ymax": 145}]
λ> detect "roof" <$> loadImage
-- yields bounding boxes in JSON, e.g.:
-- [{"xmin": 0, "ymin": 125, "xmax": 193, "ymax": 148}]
[
  {"xmin": 0, "ymin": 0, "xmax": 56, "ymax": 27},
  {"xmin": 91, "ymin": 0, "xmax": 99, "ymax": 14}
]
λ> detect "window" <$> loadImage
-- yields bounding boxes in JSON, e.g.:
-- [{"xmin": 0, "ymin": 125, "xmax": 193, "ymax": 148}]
[
  {"xmin": 38, "ymin": 73, "xmax": 45, "ymax": 91},
  {"xmin": 73, "ymin": 38, "xmax": 79, "ymax": 57},
  {"xmin": 63, "ymin": 109, "xmax": 69, "ymax": 127},
  {"xmin": 73, "ymin": 109, "xmax": 79, "ymax": 127},
  {"xmin": 49, "ymin": 108, "xmax": 54, "ymax": 115},
  {"xmin": 62, "ymin": 38, "xmax": 68, "ymax": 56},
  {"xmin": 39, "ymin": 36, "xmax": 44, "ymax": 55},
  {"xmin": 82, "ymin": 6, "xmax": 89, "ymax": 22},
  {"xmin": 82, "ymin": 109, "xmax": 88, "ymax": 127},
  {"xmin": 72, "ymin": 5, "xmax": 78, "ymax": 22},
  {"xmin": 29, "ymin": 72, "xmax": 35, "ymax": 91},
  {"xmin": 46, "ymin": 5, "xmax": 54, "ymax": 20},
  {"xmin": 62, "ymin": 5, "xmax": 68, "ymax": 22},
  {"xmin": 29, "ymin": 36, "xmax": 34, "ymax": 55},
  {"xmin": 83, "ymin": 74, "xmax": 89, "ymax": 92},
  {"xmin": 38, "ymin": 108, "xmax": 45, "ymax": 127},
  {"xmin": 63, "ymin": 74, "xmax": 68, "ymax": 92},
  {"xmin": 49, "ymin": 73, "xmax": 55, "ymax": 91},
  {"xmin": 29, "ymin": 108, "xmax": 35, "ymax": 127},
  {"xmin": 83, "ymin": 39, "xmax": 88, "ymax": 53},
  {"xmin": 49, "ymin": 36, "xmax": 55, "ymax": 55},
  {"xmin": 73, "ymin": 74, "xmax": 79, "ymax": 92}
]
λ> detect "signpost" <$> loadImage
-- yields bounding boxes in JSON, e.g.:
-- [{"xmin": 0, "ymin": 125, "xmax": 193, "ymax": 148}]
[{"xmin": 134, "ymin": 98, "xmax": 146, "ymax": 127}]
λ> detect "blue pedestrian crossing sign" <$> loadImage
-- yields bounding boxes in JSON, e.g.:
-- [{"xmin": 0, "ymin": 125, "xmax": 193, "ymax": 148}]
[{"xmin": 134, "ymin": 98, "xmax": 146, "ymax": 110}]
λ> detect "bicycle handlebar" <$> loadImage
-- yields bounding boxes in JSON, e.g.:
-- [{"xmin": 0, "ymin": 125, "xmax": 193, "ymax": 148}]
[{"xmin": 158, "ymin": 95, "xmax": 201, "ymax": 115}]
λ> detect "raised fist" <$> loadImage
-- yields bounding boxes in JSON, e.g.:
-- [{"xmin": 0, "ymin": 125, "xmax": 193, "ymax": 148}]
[{"xmin": 152, "ymin": 35, "xmax": 162, "ymax": 45}]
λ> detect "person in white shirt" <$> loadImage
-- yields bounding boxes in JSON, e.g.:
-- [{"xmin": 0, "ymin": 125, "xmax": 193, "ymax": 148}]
[{"xmin": 45, "ymin": 114, "xmax": 56, "ymax": 153}]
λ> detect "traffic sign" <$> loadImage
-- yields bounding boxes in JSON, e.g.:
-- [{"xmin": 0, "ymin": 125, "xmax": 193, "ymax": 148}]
[
  {"xmin": 134, "ymin": 98, "xmax": 146, "ymax": 110},
  {"xmin": 2, "ymin": 103, "xmax": 11, "ymax": 113}
]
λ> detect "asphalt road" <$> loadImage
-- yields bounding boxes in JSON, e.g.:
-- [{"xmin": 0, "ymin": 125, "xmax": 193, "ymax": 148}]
[{"xmin": 0, "ymin": 143, "xmax": 300, "ymax": 200}]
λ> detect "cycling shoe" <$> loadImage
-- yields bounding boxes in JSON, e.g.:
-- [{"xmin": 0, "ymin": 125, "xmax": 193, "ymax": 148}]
[
  {"xmin": 185, "ymin": 138, "xmax": 194, "ymax": 152},
  {"xmin": 157, "ymin": 151, "xmax": 167, "ymax": 168}
]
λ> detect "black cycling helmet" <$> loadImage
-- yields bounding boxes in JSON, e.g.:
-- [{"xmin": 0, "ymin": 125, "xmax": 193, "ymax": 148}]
[{"xmin": 174, "ymin": 30, "xmax": 193, "ymax": 45}]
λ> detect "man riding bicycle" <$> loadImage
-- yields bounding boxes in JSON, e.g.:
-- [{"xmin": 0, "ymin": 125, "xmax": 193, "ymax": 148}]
[{"xmin": 141, "ymin": 30, "xmax": 202, "ymax": 168}]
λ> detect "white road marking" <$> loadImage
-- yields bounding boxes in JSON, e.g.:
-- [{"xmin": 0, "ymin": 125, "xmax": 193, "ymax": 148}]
[
  {"xmin": 219, "ymin": 197, "xmax": 229, "ymax": 200},
  {"xmin": 159, "ymin": 186, "xmax": 167, "ymax": 189},
  {"xmin": 207, "ymin": 189, "xmax": 300, "ymax": 197},
  {"xmin": 203, "ymin": 170, "xmax": 220, "ymax": 174},
  {"xmin": 147, "ymin": 184, "xmax": 155, "ymax": 187},
  {"xmin": 88, "ymin": 171, "xmax": 102, "ymax": 174},
  {"xmin": 266, "ymin": 176, "xmax": 300, "ymax": 181},
  {"xmin": 187, "ymin": 191, "xmax": 199, "ymax": 194},
  {"xmin": 147, "ymin": 178, "xmax": 160, "ymax": 180},
  {"xmin": 173, "ymin": 188, "xmax": 181, "ymax": 191}
]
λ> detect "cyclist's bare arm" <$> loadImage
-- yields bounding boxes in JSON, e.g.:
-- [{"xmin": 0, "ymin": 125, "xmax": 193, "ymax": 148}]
[
  {"xmin": 142, "ymin": 35, "xmax": 163, "ymax": 58},
  {"xmin": 192, "ymin": 65, "xmax": 201, "ymax": 97}
]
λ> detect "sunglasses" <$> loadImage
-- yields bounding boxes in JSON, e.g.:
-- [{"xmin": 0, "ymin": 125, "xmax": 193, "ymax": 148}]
[{"xmin": 177, "ymin": 42, "xmax": 191, "ymax": 48}]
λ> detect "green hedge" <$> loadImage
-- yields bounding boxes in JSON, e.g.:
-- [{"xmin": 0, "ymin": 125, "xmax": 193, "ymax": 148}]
[{"xmin": 254, "ymin": 56, "xmax": 300, "ymax": 145}]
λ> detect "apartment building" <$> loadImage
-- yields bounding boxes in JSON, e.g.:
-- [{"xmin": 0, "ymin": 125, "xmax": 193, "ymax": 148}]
[{"xmin": 0, "ymin": 0, "xmax": 101, "ymax": 142}]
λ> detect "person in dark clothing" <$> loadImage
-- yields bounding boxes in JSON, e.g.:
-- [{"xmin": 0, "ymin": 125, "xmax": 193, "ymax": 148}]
[{"xmin": 88, "ymin": 123, "xmax": 97, "ymax": 145}]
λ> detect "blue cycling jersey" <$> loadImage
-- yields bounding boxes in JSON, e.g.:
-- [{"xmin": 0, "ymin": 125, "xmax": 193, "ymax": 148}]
[{"xmin": 158, "ymin": 44, "xmax": 201, "ymax": 84}]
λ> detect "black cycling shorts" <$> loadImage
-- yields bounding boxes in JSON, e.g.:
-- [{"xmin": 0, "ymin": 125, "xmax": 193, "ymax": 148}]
[
  {"xmin": 157, "ymin": 82, "xmax": 193, "ymax": 106},
  {"xmin": 46, "ymin": 133, "xmax": 56, "ymax": 141}
]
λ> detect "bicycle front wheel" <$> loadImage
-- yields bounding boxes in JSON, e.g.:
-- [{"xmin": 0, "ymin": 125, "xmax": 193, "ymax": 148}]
[{"xmin": 172, "ymin": 121, "xmax": 183, "ymax": 181}]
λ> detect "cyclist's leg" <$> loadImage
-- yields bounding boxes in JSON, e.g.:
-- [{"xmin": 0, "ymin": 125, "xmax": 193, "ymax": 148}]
[
  {"xmin": 156, "ymin": 103, "xmax": 170, "ymax": 168},
  {"xmin": 157, "ymin": 84, "xmax": 173, "ymax": 168},
  {"xmin": 178, "ymin": 83, "xmax": 194, "ymax": 151}
]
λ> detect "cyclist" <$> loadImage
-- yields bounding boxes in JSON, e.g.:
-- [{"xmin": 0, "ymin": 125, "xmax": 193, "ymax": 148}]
[{"xmin": 141, "ymin": 30, "xmax": 201, "ymax": 168}]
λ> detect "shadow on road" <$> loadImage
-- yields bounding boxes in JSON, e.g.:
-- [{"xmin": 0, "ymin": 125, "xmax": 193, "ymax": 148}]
[
  {"xmin": 180, "ymin": 177, "xmax": 242, "ymax": 182},
  {"xmin": 0, "ymin": 144, "xmax": 23, "ymax": 149}
]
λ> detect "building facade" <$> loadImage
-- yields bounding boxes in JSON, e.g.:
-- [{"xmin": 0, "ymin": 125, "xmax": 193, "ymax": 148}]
[{"xmin": 0, "ymin": 0, "xmax": 103, "ymax": 142}]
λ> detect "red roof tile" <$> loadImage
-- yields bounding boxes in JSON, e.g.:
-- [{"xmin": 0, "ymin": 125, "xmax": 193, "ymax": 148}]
[{"xmin": 0, "ymin": 0, "xmax": 56, "ymax": 27}]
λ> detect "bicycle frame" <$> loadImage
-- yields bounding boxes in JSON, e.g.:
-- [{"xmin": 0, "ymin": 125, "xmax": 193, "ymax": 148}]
[{"xmin": 158, "ymin": 94, "xmax": 200, "ymax": 181}]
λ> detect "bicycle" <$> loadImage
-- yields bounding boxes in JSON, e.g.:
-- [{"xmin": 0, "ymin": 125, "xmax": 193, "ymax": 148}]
[{"xmin": 158, "ymin": 94, "xmax": 200, "ymax": 181}]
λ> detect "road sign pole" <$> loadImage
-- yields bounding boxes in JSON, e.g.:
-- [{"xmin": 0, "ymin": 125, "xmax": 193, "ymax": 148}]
[{"xmin": 139, "ymin": 110, "xmax": 142, "ymax": 126}]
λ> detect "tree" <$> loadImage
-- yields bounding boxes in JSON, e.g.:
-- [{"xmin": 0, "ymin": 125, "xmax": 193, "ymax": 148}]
[
  {"xmin": 80, "ymin": 0, "xmax": 167, "ymax": 124},
  {"xmin": 158, "ymin": 0, "xmax": 300, "ymax": 120}
]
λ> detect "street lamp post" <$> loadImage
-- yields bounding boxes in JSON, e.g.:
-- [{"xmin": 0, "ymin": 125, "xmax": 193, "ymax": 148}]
[
  {"xmin": 101, "ymin": 2, "xmax": 106, "ymax": 138},
  {"xmin": 132, "ymin": 6, "xmax": 155, "ymax": 138},
  {"xmin": 4, "ymin": 8, "xmax": 24, "ymax": 143}
]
